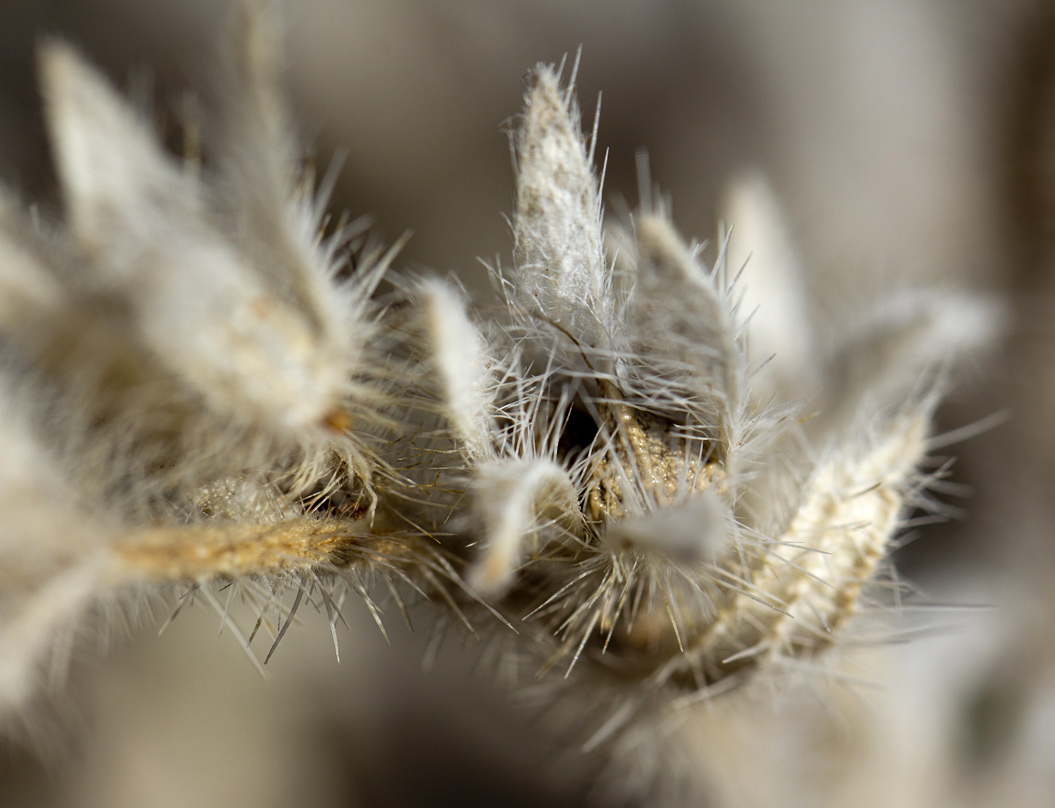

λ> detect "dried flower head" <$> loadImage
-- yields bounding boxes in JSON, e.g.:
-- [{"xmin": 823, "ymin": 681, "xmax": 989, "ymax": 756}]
[
  {"xmin": 0, "ymin": 5, "xmax": 1003, "ymax": 804},
  {"xmin": 406, "ymin": 60, "xmax": 1001, "ymax": 712},
  {"xmin": 0, "ymin": 0, "xmax": 435, "ymax": 720}
]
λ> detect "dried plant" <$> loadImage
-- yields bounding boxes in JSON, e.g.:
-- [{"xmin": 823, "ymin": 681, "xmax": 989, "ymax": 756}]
[{"xmin": 0, "ymin": 2, "xmax": 1001, "ymax": 804}]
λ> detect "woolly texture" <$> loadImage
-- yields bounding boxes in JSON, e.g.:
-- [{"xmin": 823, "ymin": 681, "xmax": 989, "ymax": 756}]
[
  {"xmin": 418, "ymin": 62, "xmax": 999, "ymax": 704},
  {"xmin": 0, "ymin": 8, "xmax": 1001, "ymax": 804}
]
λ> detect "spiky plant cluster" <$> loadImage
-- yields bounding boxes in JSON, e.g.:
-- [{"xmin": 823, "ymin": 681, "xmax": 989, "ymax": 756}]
[
  {"xmin": 0, "ymin": 1, "xmax": 999, "ymax": 797},
  {"xmin": 407, "ymin": 61, "xmax": 997, "ymax": 701},
  {"xmin": 0, "ymin": 3, "xmax": 456, "ymax": 713}
]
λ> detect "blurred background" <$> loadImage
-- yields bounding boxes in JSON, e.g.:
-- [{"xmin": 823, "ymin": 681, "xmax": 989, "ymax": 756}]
[{"xmin": 1, "ymin": 1, "xmax": 1054, "ymax": 805}]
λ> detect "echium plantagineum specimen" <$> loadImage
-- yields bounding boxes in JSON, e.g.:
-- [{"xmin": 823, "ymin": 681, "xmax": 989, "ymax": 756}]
[
  {"xmin": 0, "ymin": 2, "xmax": 442, "ymax": 711},
  {"xmin": 409, "ymin": 59, "xmax": 998, "ymax": 704},
  {"xmin": 0, "ymin": 2, "xmax": 999, "ymax": 789}
]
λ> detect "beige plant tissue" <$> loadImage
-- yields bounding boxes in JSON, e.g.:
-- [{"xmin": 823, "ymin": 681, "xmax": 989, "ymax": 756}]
[{"xmin": 2, "ymin": 2, "xmax": 1053, "ymax": 807}]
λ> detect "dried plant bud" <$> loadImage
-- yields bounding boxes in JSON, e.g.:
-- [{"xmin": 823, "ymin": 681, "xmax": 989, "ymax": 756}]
[
  {"xmin": 467, "ymin": 459, "xmax": 583, "ymax": 597},
  {"xmin": 41, "ymin": 42, "xmax": 368, "ymax": 443},
  {"xmin": 627, "ymin": 213, "xmax": 746, "ymax": 458},
  {"xmin": 722, "ymin": 172, "xmax": 820, "ymax": 402},
  {"xmin": 823, "ymin": 288, "xmax": 1005, "ymax": 431},
  {"xmin": 0, "ymin": 8, "xmax": 417, "ymax": 715},
  {"xmin": 511, "ymin": 62, "xmax": 613, "ymax": 354},
  {"xmin": 415, "ymin": 278, "xmax": 497, "ymax": 463},
  {"xmin": 603, "ymin": 489, "xmax": 732, "ymax": 566},
  {"xmin": 415, "ymin": 62, "xmax": 1001, "ymax": 736},
  {"xmin": 672, "ymin": 410, "xmax": 930, "ymax": 687},
  {"xmin": 0, "ymin": 20, "xmax": 1006, "ymax": 807},
  {"xmin": 221, "ymin": 0, "xmax": 299, "ymax": 202},
  {"xmin": 214, "ymin": 0, "xmax": 378, "ymax": 382}
]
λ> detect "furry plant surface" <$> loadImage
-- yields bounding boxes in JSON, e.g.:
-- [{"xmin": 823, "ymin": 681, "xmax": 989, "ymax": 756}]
[{"xmin": 0, "ymin": 2, "xmax": 1001, "ymax": 804}]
